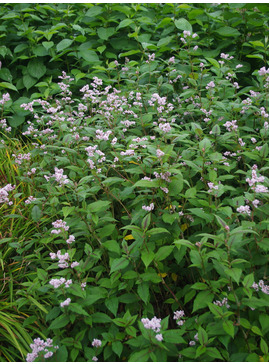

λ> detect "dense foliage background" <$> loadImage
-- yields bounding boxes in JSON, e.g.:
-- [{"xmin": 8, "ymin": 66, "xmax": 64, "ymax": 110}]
[
  {"xmin": 0, "ymin": 3, "xmax": 269, "ymax": 362},
  {"xmin": 0, "ymin": 2, "xmax": 269, "ymax": 132}
]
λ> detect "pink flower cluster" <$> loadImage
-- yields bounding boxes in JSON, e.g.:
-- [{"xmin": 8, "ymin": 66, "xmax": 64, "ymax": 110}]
[
  {"xmin": 51, "ymin": 219, "xmax": 69, "ymax": 234},
  {"xmin": 49, "ymin": 277, "xmax": 72, "ymax": 289},
  {"xmin": 213, "ymin": 297, "xmax": 230, "ymax": 308},
  {"xmin": 25, "ymin": 196, "xmax": 37, "ymax": 204},
  {"xmin": 12, "ymin": 152, "xmax": 31, "ymax": 165},
  {"xmin": 141, "ymin": 316, "xmax": 161, "ymax": 333},
  {"xmin": 50, "ymin": 250, "xmax": 70, "ymax": 269},
  {"xmin": 60, "ymin": 297, "xmax": 71, "ymax": 307},
  {"xmin": 173, "ymin": 310, "xmax": 185, "ymax": 326},
  {"xmin": 207, "ymin": 182, "xmax": 219, "ymax": 193},
  {"xmin": 0, "ymin": 92, "xmax": 10, "ymax": 105},
  {"xmin": 223, "ymin": 120, "xmax": 238, "ymax": 132},
  {"xmin": 236, "ymin": 205, "xmax": 251, "ymax": 216},
  {"xmin": 92, "ymin": 339, "xmax": 102, "ymax": 348},
  {"xmin": 141, "ymin": 316, "xmax": 163, "ymax": 341},
  {"xmin": 246, "ymin": 165, "xmax": 268, "ymax": 193},
  {"xmin": 0, "ymin": 184, "xmax": 15, "ymax": 205},
  {"xmin": 252, "ymin": 280, "xmax": 269, "ymax": 295},
  {"xmin": 26, "ymin": 338, "xmax": 59, "ymax": 362},
  {"xmin": 0, "ymin": 118, "xmax": 11, "ymax": 133},
  {"xmin": 50, "ymin": 167, "xmax": 70, "ymax": 187},
  {"xmin": 142, "ymin": 203, "xmax": 154, "ymax": 212}
]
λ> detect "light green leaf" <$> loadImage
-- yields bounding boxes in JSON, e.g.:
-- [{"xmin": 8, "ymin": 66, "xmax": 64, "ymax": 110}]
[
  {"xmin": 0, "ymin": 82, "xmax": 17, "ymax": 91},
  {"xmin": 85, "ymin": 6, "xmax": 103, "ymax": 17},
  {"xmin": 56, "ymin": 39, "xmax": 73, "ymax": 53},
  {"xmin": 215, "ymin": 26, "xmax": 240, "ymax": 37},
  {"xmin": 31, "ymin": 205, "xmax": 42, "ymax": 222},
  {"xmin": 97, "ymin": 27, "xmax": 115, "ymax": 40},
  {"xmin": 141, "ymin": 249, "xmax": 155, "ymax": 269},
  {"xmin": 175, "ymin": 18, "xmax": 192, "ymax": 32},
  {"xmin": 116, "ymin": 19, "xmax": 134, "ymax": 31}
]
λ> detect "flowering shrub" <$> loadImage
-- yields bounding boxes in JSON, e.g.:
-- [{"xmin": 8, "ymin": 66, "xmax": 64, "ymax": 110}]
[{"xmin": 1, "ymin": 8, "xmax": 269, "ymax": 361}]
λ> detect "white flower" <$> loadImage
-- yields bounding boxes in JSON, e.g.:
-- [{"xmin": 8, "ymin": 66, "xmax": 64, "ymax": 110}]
[
  {"xmin": 60, "ymin": 298, "xmax": 71, "ymax": 307},
  {"xmin": 155, "ymin": 334, "xmax": 163, "ymax": 341},
  {"xmin": 92, "ymin": 339, "xmax": 102, "ymax": 348}
]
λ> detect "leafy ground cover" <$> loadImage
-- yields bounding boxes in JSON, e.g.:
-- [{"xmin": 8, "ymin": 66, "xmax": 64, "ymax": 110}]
[{"xmin": 0, "ymin": 3, "xmax": 269, "ymax": 362}]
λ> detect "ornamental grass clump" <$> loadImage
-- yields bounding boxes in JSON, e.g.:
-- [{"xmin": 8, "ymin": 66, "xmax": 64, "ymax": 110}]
[{"xmin": 0, "ymin": 46, "xmax": 269, "ymax": 362}]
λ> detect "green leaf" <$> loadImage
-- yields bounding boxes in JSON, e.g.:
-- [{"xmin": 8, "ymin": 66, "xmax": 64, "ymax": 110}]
[
  {"xmin": 198, "ymin": 326, "xmax": 208, "ymax": 345},
  {"xmin": 79, "ymin": 50, "xmax": 99, "ymax": 63},
  {"xmin": 0, "ymin": 82, "xmax": 17, "ymax": 91},
  {"xmin": 23, "ymin": 74, "xmax": 36, "ymax": 90},
  {"xmin": 68, "ymin": 283, "xmax": 86, "ymax": 299},
  {"xmin": 157, "ymin": 36, "xmax": 174, "ymax": 47},
  {"xmin": 155, "ymin": 246, "xmax": 174, "ymax": 262},
  {"xmin": 62, "ymin": 206, "xmax": 75, "ymax": 218},
  {"xmin": 222, "ymin": 320, "xmax": 234, "ymax": 338},
  {"xmin": 102, "ymin": 177, "xmax": 124, "ymax": 186},
  {"xmin": 207, "ymin": 302, "xmax": 223, "ymax": 318},
  {"xmin": 126, "ymin": 325, "xmax": 137, "ymax": 337},
  {"xmin": 129, "ymin": 349, "xmax": 150, "ymax": 362},
  {"xmin": 246, "ymin": 54, "xmax": 264, "ymax": 60},
  {"xmin": 49, "ymin": 314, "xmax": 70, "ymax": 330},
  {"xmin": 240, "ymin": 318, "xmax": 252, "ymax": 329},
  {"xmin": 110, "ymin": 257, "xmax": 129, "ymax": 274},
  {"xmin": 116, "ymin": 19, "xmax": 134, "ymax": 31},
  {"xmin": 27, "ymin": 59, "xmax": 46, "ymax": 79},
  {"xmin": 243, "ymin": 273, "xmax": 254, "ymax": 288},
  {"xmin": 147, "ymin": 227, "xmax": 170, "ymax": 235},
  {"xmin": 105, "ymin": 297, "xmax": 119, "ymax": 316},
  {"xmin": 163, "ymin": 330, "xmax": 186, "ymax": 344},
  {"xmin": 112, "ymin": 341, "xmax": 123, "ymax": 358},
  {"xmin": 91, "ymin": 312, "xmax": 112, "ymax": 323},
  {"xmin": 102, "ymin": 240, "xmax": 121, "ymax": 256},
  {"xmin": 169, "ymin": 172, "xmax": 183, "ymax": 196},
  {"xmin": 98, "ymin": 224, "xmax": 115, "ymax": 238},
  {"xmin": 214, "ymin": 26, "xmax": 240, "ymax": 37},
  {"xmin": 97, "ymin": 27, "xmax": 115, "ymax": 40},
  {"xmin": 174, "ymin": 239, "xmax": 195, "ymax": 250},
  {"xmin": 205, "ymin": 57, "xmax": 220, "ymax": 69},
  {"xmin": 54, "ymin": 345, "xmax": 68, "ymax": 362},
  {"xmin": 206, "ymin": 347, "xmax": 223, "ymax": 360},
  {"xmin": 56, "ymin": 39, "xmax": 73, "ymax": 53},
  {"xmin": 141, "ymin": 213, "xmax": 151, "ymax": 231},
  {"xmin": 70, "ymin": 348, "xmax": 79, "ymax": 361},
  {"xmin": 119, "ymin": 49, "xmax": 141, "ymax": 58},
  {"xmin": 188, "ymin": 208, "xmax": 213, "ymax": 223},
  {"xmin": 134, "ymin": 179, "xmax": 160, "ymax": 188},
  {"xmin": 87, "ymin": 200, "xmax": 111, "ymax": 213},
  {"xmin": 224, "ymin": 267, "xmax": 242, "ymax": 284},
  {"xmin": 261, "ymin": 338, "xmax": 268, "ymax": 354},
  {"xmin": 31, "ymin": 205, "xmax": 42, "ymax": 222},
  {"xmin": 195, "ymin": 345, "xmax": 206, "ymax": 358},
  {"xmin": 192, "ymin": 291, "xmax": 214, "ymax": 313},
  {"xmin": 259, "ymin": 314, "xmax": 269, "ymax": 335},
  {"xmin": 85, "ymin": 5, "xmax": 103, "ymax": 17},
  {"xmin": 175, "ymin": 18, "xmax": 192, "ymax": 32},
  {"xmin": 137, "ymin": 282, "xmax": 150, "ymax": 304},
  {"xmin": 251, "ymin": 326, "xmax": 263, "ymax": 336},
  {"xmin": 141, "ymin": 249, "xmax": 155, "ymax": 269},
  {"xmin": 68, "ymin": 304, "xmax": 89, "ymax": 316},
  {"xmin": 42, "ymin": 41, "xmax": 54, "ymax": 50}
]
